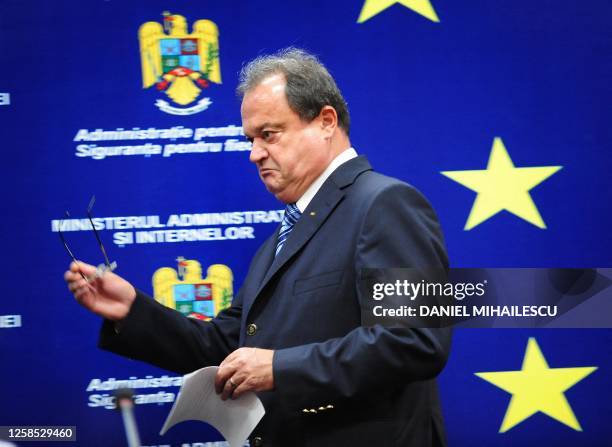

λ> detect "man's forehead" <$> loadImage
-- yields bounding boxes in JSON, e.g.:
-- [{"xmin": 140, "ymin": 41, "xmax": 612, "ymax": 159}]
[
  {"xmin": 256, "ymin": 73, "xmax": 287, "ymax": 93},
  {"xmin": 259, "ymin": 73, "xmax": 286, "ymax": 91},
  {"xmin": 242, "ymin": 74, "xmax": 286, "ymax": 107},
  {"xmin": 241, "ymin": 75, "xmax": 290, "ymax": 129}
]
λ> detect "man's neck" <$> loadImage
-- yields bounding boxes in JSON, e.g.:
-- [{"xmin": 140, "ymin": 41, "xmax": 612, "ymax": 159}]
[{"xmin": 295, "ymin": 147, "xmax": 358, "ymax": 212}]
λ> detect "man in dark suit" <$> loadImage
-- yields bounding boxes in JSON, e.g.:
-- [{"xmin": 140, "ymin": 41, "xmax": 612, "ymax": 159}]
[{"xmin": 65, "ymin": 48, "xmax": 451, "ymax": 446}]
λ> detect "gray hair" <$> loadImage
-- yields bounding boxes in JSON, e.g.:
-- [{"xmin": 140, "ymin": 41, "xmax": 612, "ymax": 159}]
[{"xmin": 237, "ymin": 47, "xmax": 351, "ymax": 134}]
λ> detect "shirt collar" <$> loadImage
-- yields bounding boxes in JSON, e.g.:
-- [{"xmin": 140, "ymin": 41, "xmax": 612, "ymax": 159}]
[{"xmin": 295, "ymin": 147, "xmax": 358, "ymax": 212}]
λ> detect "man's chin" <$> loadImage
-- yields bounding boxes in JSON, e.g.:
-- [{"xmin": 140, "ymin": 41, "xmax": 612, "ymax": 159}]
[
  {"xmin": 264, "ymin": 186, "xmax": 292, "ymax": 204},
  {"xmin": 262, "ymin": 182, "xmax": 282, "ymax": 200},
  {"xmin": 259, "ymin": 179, "xmax": 295, "ymax": 203},
  {"xmin": 273, "ymin": 190, "xmax": 299, "ymax": 204}
]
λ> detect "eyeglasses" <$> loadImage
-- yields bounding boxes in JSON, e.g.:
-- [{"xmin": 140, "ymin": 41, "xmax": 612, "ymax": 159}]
[{"xmin": 59, "ymin": 195, "xmax": 117, "ymax": 280}]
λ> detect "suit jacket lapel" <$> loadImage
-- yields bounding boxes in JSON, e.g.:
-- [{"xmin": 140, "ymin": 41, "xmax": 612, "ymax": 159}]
[
  {"xmin": 243, "ymin": 156, "xmax": 373, "ymax": 316},
  {"xmin": 244, "ymin": 226, "xmax": 278, "ymax": 297}
]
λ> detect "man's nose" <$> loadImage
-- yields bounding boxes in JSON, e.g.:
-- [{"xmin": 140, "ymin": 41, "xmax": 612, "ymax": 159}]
[{"xmin": 249, "ymin": 139, "xmax": 267, "ymax": 163}]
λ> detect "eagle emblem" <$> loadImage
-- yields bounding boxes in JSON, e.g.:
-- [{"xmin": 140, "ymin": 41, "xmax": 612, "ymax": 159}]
[
  {"xmin": 153, "ymin": 257, "xmax": 233, "ymax": 321},
  {"xmin": 139, "ymin": 12, "xmax": 221, "ymax": 114}
]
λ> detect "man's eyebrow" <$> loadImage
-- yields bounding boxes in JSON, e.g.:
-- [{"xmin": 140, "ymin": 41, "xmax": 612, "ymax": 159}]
[{"xmin": 245, "ymin": 122, "xmax": 282, "ymax": 138}]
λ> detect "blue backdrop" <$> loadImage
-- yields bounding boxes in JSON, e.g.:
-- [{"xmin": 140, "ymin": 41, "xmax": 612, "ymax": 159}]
[{"xmin": 0, "ymin": 1, "xmax": 610, "ymax": 446}]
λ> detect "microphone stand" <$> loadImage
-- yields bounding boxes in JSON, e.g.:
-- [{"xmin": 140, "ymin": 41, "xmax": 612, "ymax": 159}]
[{"xmin": 114, "ymin": 388, "xmax": 141, "ymax": 447}]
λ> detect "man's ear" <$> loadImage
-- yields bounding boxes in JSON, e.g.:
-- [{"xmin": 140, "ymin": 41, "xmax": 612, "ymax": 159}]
[{"xmin": 319, "ymin": 105, "xmax": 338, "ymax": 137}]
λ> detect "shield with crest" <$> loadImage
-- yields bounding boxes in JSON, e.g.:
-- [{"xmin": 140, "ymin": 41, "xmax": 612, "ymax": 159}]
[
  {"xmin": 152, "ymin": 258, "xmax": 233, "ymax": 321},
  {"xmin": 139, "ymin": 13, "xmax": 221, "ymax": 106}
]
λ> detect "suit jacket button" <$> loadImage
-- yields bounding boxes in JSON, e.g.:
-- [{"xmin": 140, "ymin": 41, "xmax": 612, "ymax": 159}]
[
  {"xmin": 246, "ymin": 323, "xmax": 258, "ymax": 336},
  {"xmin": 253, "ymin": 436, "xmax": 263, "ymax": 446}
]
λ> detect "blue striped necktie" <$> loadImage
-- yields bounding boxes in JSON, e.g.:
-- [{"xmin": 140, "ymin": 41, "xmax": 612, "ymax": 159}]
[{"xmin": 276, "ymin": 203, "xmax": 301, "ymax": 256}]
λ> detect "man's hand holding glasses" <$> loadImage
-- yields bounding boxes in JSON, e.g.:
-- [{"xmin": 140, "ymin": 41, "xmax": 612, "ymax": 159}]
[
  {"xmin": 64, "ymin": 261, "xmax": 136, "ymax": 322},
  {"xmin": 61, "ymin": 196, "xmax": 136, "ymax": 322}
]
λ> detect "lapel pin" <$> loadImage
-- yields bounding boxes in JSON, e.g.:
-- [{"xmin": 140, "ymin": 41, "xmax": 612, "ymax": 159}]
[{"xmin": 310, "ymin": 211, "xmax": 316, "ymax": 216}]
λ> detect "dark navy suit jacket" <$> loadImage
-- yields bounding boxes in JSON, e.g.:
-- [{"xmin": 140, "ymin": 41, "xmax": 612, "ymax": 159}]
[{"xmin": 100, "ymin": 156, "xmax": 452, "ymax": 446}]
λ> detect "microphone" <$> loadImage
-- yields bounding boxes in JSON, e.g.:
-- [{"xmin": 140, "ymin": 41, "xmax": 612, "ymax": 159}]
[{"xmin": 114, "ymin": 388, "xmax": 142, "ymax": 447}]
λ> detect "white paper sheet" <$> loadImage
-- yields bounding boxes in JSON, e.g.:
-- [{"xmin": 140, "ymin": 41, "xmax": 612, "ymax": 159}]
[{"xmin": 160, "ymin": 366, "xmax": 265, "ymax": 447}]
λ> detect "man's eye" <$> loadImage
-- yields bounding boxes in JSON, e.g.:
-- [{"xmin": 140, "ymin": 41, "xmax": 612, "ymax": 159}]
[{"xmin": 261, "ymin": 130, "xmax": 278, "ymax": 142}]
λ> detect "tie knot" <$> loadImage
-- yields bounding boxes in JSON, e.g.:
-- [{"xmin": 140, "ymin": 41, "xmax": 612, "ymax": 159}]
[
  {"xmin": 276, "ymin": 203, "xmax": 301, "ymax": 256},
  {"xmin": 284, "ymin": 203, "xmax": 301, "ymax": 223}
]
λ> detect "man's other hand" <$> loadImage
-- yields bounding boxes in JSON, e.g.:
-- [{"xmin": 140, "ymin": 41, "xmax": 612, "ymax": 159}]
[
  {"xmin": 64, "ymin": 261, "xmax": 136, "ymax": 321},
  {"xmin": 215, "ymin": 348, "xmax": 275, "ymax": 400}
]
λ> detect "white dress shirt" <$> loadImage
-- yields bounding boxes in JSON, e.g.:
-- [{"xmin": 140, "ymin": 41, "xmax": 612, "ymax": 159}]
[{"xmin": 295, "ymin": 147, "xmax": 358, "ymax": 212}]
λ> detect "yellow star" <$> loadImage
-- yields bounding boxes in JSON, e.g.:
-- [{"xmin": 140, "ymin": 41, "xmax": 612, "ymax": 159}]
[
  {"xmin": 441, "ymin": 137, "xmax": 562, "ymax": 230},
  {"xmin": 475, "ymin": 338, "xmax": 597, "ymax": 433},
  {"xmin": 357, "ymin": 0, "xmax": 440, "ymax": 23}
]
